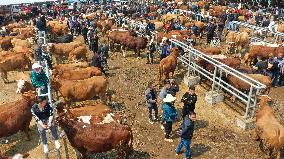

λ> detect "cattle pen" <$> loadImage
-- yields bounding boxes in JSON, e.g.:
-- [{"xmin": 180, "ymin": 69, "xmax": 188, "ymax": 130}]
[{"xmin": 119, "ymin": 16, "xmax": 268, "ymax": 129}]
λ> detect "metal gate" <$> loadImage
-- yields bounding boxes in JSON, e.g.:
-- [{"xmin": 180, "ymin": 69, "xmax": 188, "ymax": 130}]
[{"xmin": 169, "ymin": 39, "xmax": 266, "ymax": 119}]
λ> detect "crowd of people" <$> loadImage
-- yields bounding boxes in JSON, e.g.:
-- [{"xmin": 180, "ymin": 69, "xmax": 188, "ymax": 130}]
[{"xmin": 145, "ymin": 79, "xmax": 197, "ymax": 159}]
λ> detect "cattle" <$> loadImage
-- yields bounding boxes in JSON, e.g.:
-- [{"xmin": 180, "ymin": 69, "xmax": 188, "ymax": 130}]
[
  {"xmin": 159, "ymin": 47, "xmax": 179, "ymax": 85},
  {"xmin": 0, "ymin": 152, "xmax": 29, "ymax": 159},
  {"xmin": 11, "ymin": 38, "xmax": 32, "ymax": 48},
  {"xmin": 120, "ymin": 36, "xmax": 148, "ymax": 57},
  {"xmin": 52, "ymin": 76, "xmax": 108, "ymax": 103},
  {"xmin": 246, "ymin": 74, "xmax": 272, "ymax": 94},
  {"xmin": 53, "ymin": 66, "xmax": 102, "ymax": 80},
  {"xmin": 68, "ymin": 45, "xmax": 88, "ymax": 61},
  {"xmin": 47, "ymin": 21, "xmax": 68, "ymax": 37},
  {"xmin": 108, "ymin": 30, "xmax": 134, "ymax": 51},
  {"xmin": 197, "ymin": 47, "xmax": 222, "ymax": 55},
  {"xmin": 57, "ymin": 114, "xmax": 133, "ymax": 159},
  {"xmin": 227, "ymin": 74, "xmax": 271, "ymax": 102},
  {"xmin": 0, "ymin": 53, "xmax": 31, "ymax": 83},
  {"xmin": 0, "ymin": 91, "xmax": 36, "ymax": 140},
  {"xmin": 244, "ymin": 45, "xmax": 282, "ymax": 64},
  {"xmin": 12, "ymin": 27, "xmax": 35, "ymax": 39},
  {"xmin": 277, "ymin": 24, "xmax": 284, "ymax": 33},
  {"xmin": 5, "ymin": 23, "xmax": 26, "ymax": 33},
  {"xmin": 226, "ymin": 31, "xmax": 249, "ymax": 54},
  {"xmin": 255, "ymin": 95, "xmax": 284, "ymax": 159},
  {"xmin": 49, "ymin": 34, "xmax": 73, "ymax": 43},
  {"xmin": 16, "ymin": 73, "xmax": 34, "ymax": 94},
  {"xmin": 56, "ymin": 103, "xmax": 121, "ymax": 125},
  {"xmin": 97, "ymin": 19, "xmax": 115, "ymax": 35},
  {"xmin": 0, "ymin": 36, "xmax": 13, "ymax": 51},
  {"xmin": 48, "ymin": 41, "xmax": 83, "ymax": 62},
  {"xmin": 53, "ymin": 62, "xmax": 89, "ymax": 72}
]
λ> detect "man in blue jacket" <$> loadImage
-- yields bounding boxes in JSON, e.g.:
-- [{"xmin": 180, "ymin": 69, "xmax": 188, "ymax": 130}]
[{"xmin": 176, "ymin": 111, "xmax": 196, "ymax": 159}]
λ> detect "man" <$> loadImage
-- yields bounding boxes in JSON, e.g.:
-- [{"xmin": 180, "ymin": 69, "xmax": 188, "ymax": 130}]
[
  {"xmin": 271, "ymin": 53, "xmax": 284, "ymax": 87},
  {"xmin": 31, "ymin": 96, "xmax": 60, "ymax": 158},
  {"xmin": 169, "ymin": 79, "xmax": 179, "ymax": 97},
  {"xmin": 147, "ymin": 39, "xmax": 156, "ymax": 64},
  {"xmin": 253, "ymin": 55, "xmax": 267, "ymax": 75},
  {"xmin": 181, "ymin": 86, "xmax": 197, "ymax": 118},
  {"xmin": 160, "ymin": 38, "xmax": 167, "ymax": 60},
  {"xmin": 159, "ymin": 80, "xmax": 171, "ymax": 100},
  {"xmin": 87, "ymin": 27, "xmax": 94, "ymax": 50},
  {"xmin": 162, "ymin": 94, "xmax": 178, "ymax": 142},
  {"xmin": 99, "ymin": 41, "xmax": 109, "ymax": 72},
  {"xmin": 207, "ymin": 20, "xmax": 216, "ymax": 44},
  {"xmin": 92, "ymin": 32, "xmax": 99, "ymax": 53},
  {"xmin": 31, "ymin": 63, "xmax": 49, "ymax": 95},
  {"xmin": 176, "ymin": 112, "xmax": 196, "ymax": 159},
  {"xmin": 92, "ymin": 52, "xmax": 105, "ymax": 74},
  {"xmin": 81, "ymin": 24, "xmax": 88, "ymax": 44},
  {"xmin": 191, "ymin": 24, "xmax": 198, "ymax": 37},
  {"xmin": 145, "ymin": 81, "xmax": 158, "ymax": 124}
]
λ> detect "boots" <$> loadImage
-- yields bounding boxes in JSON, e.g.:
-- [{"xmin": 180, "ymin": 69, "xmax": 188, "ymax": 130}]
[{"xmin": 43, "ymin": 144, "xmax": 49, "ymax": 159}]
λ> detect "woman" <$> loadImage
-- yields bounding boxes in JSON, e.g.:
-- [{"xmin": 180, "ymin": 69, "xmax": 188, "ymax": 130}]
[
  {"xmin": 30, "ymin": 63, "xmax": 49, "ymax": 94},
  {"xmin": 162, "ymin": 94, "xmax": 178, "ymax": 142},
  {"xmin": 31, "ymin": 96, "xmax": 60, "ymax": 157}
]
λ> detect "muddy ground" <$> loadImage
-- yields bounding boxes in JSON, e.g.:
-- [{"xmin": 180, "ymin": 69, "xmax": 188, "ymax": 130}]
[{"xmin": 1, "ymin": 36, "xmax": 284, "ymax": 159}]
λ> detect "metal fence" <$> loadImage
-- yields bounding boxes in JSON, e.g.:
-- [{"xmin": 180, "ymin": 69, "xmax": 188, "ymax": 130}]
[
  {"xmin": 231, "ymin": 21, "xmax": 284, "ymax": 43},
  {"xmin": 169, "ymin": 38, "xmax": 266, "ymax": 119}
]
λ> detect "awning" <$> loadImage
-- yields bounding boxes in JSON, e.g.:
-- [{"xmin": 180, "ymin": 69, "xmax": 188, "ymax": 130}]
[{"xmin": 0, "ymin": 0, "xmax": 57, "ymax": 6}]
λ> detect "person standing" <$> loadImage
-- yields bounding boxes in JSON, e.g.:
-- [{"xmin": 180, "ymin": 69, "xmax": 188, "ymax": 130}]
[
  {"xmin": 31, "ymin": 63, "xmax": 49, "ymax": 95},
  {"xmin": 207, "ymin": 20, "xmax": 216, "ymax": 44},
  {"xmin": 92, "ymin": 32, "xmax": 99, "ymax": 53},
  {"xmin": 176, "ymin": 112, "xmax": 196, "ymax": 159},
  {"xmin": 181, "ymin": 86, "xmax": 197, "ymax": 118},
  {"xmin": 31, "ymin": 96, "xmax": 60, "ymax": 158},
  {"xmin": 160, "ymin": 39, "xmax": 167, "ymax": 61},
  {"xmin": 147, "ymin": 39, "xmax": 156, "ymax": 64},
  {"xmin": 162, "ymin": 94, "xmax": 178, "ymax": 142},
  {"xmin": 87, "ymin": 27, "xmax": 94, "ymax": 50},
  {"xmin": 145, "ymin": 81, "xmax": 158, "ymax": 124},
  {"xmin": 169, "ymin": 79, "xmax": 179, "ymax": 97},
  {"xmin": 81, "ymin": 24, "xmax": 88, "ymax": 44}
]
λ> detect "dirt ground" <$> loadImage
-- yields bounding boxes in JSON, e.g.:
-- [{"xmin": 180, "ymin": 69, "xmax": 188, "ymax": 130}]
[{"xmin": 1, "ymin": 35, "xmax": 284, "ymax": 159}]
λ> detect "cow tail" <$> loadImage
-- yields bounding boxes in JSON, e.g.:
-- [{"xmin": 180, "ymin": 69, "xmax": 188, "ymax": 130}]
[{"xmin": 128, "ymin": 128, "xmax": 133, "ymax": 151}]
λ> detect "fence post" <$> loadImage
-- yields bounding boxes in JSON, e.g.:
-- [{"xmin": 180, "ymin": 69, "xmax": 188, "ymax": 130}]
[
  {"xmin": 250, "ymin": 88, "xmax": 260, "ymax": 119},
  {"xmin": 187, "ymin": 50, "xmax": 192, "ymax": 77},
  {"xmin": 244, "ymin": 86, "xmax": 253, "ymax": 119}
]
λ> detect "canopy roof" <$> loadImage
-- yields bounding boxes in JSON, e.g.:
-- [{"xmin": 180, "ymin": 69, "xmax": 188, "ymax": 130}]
[{"xmin": 0, "ymin": 0, "xmax": 57, "ymax": 6}]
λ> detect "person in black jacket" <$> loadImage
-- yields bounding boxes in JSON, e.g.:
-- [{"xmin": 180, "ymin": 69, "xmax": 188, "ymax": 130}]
[
  {"xmin": 145, "ymin": 81, "xmax": 158, "ymax": 124},
  {"xmin": 147, "ymin": 40, "xmax": 156, "ymax": 64},
  {"xmin": 31, "ymin": 96, "xmax": 60, "ymax": 156},
  {"xmin": 181, "ymin": 86, "xmax": 197, "ymax": 118},
  {"xmin": 207, "ymin": 21, "xmax": 216, "ymax": 44},
  {"xmin": 175, "ymin": 112, "xmax": 196, "ymax": 159}
]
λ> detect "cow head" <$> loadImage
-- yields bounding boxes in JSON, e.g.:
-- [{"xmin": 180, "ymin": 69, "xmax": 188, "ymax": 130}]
[
  {"xmin": 257, "ymin": 95, "xmax": 272, "ymax": 107},
  {"xmin": 16, "ymin": 79, "xmax": 26, "ymax": 94}
]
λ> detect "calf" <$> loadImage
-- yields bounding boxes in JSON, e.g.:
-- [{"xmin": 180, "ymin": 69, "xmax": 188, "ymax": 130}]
[
  {"xmin": 0, "ymin": 91, "xmax": 36, "ymax": 140},
  {"xmin": 255, "ymin": 95, "xmax": 284, "ymax": 159},
  {"xmin": 57, "ymin": 115, "xmax": 133, "ymax": 159},
  {"xmin": 68, "ymin": 45, "xmax": 88, "ymax": 62}
]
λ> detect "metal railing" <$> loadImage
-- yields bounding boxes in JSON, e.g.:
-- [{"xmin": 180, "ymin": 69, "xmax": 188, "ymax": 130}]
[
  {"xmin": 231, "ymin": 21, "xmax": 284, "ymax": 43},
  {"xmin": 37, "ymin": 31, "xmax": 53, "ymax": 108},
  {"xmin": 169, "ymin": 39, "xmax": 266, "ymax": 119}
]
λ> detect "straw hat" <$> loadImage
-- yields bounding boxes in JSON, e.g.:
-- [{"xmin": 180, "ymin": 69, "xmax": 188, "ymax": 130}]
[
  {"xmin": 32, "ymin": 63, "xmax": 42, "ymax": 69},
  {"xmin": 163, "ymin": 94, "xmax": 176, "ymax": 103}
]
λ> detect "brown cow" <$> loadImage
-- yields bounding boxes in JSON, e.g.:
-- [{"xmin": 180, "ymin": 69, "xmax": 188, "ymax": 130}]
[
  {"xmin": 68, "ymin": 45, "xmax": 88, "ymax": 61},
  {"xmin": 0, "ymin": 53, "xmax": 31, "ymax": 83},
  {"xmin": 56, "ymin": 103, "xmax": 121, "ymax": 125},
  {"xmin": 159, "ymin": 47, "xmax": 179, "ymax": 85},
  {"xmin": 0, "ymin": 36, "xmax": 13, "ymax": 51},
  {"xmin": 245, "ymin": 45, "xmax": 281, "ymax": 64},
  {"xmin": 53, "ymin": 66, "xmax": 102, "ymax": 80},
  {"xmin": 53, "ymin": 62, "xmax": 89, "ymax": 72},
  {"xmin": 255, "ymin": 95, "xmax": 284, "ymax": 159},
  {"xmin": 57, "ymin": 114, "xmax": 133, "ymax": 159},
  {"xmin": 0, "ymin": 91, "xmax": 36, "ymax": 140},
  {"xmin": 52, "ymin": 76, "xmax": 108, "ymax": 103}
]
